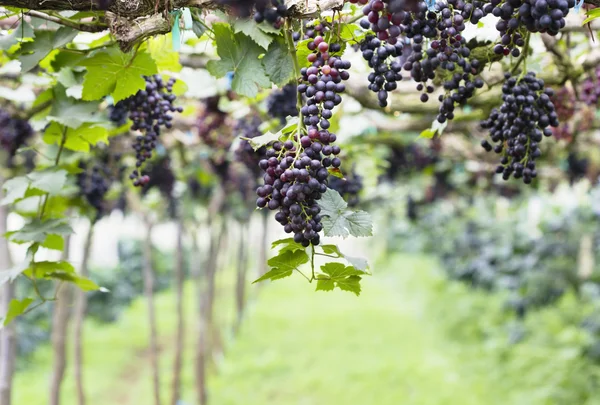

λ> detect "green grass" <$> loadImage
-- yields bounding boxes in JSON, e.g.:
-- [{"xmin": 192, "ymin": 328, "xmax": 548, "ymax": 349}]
[{"xmin": 13, "ymin": 253, "xmax": 600, "ymax": 405}]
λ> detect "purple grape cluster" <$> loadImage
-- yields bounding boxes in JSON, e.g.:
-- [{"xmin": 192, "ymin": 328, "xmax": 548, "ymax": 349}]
[
  {"xmin": 580, "ymin": 67, "xmax": 600, "ymax": 106},
  {"xmin": 254, "ymin": 0, "xmax": 287, "ymax": 28},
  {"xmin": 480, "ymin": 72, "xmax": 558, "ymax": 184},
  {"xmin": 0, "ymin": 109, "xmax": 33, "ymax": 166},
  {"xmin": 108, "ymin": 100, "xmax": 128, "ymax": 127},
  {"xmin": 234, "ymin": 113, "xmax": 265, "ymax": 179},
  {"xmin": 266, "ymin": 84, "xmax": 298, "ymax": 124},
  {"xmin": 256, "ymin": 37, "xmax": 349, "ymax": 246},
  {"xmin": 126, "ymin": 75, "xmax": 182, "ymax": 187},
  {"xmin": 328, "ymin": 170, "xmax": 363, "ymax": 207}
]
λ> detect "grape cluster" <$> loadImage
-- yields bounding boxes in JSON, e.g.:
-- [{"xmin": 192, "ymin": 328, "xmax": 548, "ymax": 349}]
[
  {"xmin": 108, "ymin": 100, "xmax": 128, "ymax": 127},
  {"xmin": 266, "ymin": 84, "xmax": 298, "ymax": 123},
  {"xmin": 580, "ymin": 67, "xmax": 600, "ymax": 106},
  {"xmin": 215, "ymin": 0, "xmax": 259, "ymax": 17},
  {"xmin": 141, "ymin": 156, "xmax": 177, "ymax": 218},
  {"xmin": 550, "ymin": 86, "xmax": 576, "ymax": 121},
  {"xmin": 198, "ymin": 95, "xmax": 234, "ymax": 180},
  {"xmin": 256, "ymin": 37, "xmax": 349, "ymax": 246},
  {"xmin": 359, "ymin": 35, "xmax": 404, "ymax": 107},
  {"xmin": 567, "ymin": 152, "xmax": 588, "ymax": 184},
  {"xmin": 480, "ymin": 72, "xmax": 558, "ymax": 184},
  {"xmin": 328, "ymin": 170, "xmax": 363, "ymax": 207},
  {"xmin": 0, "ymin": 109, "xmax": 33, "ymax": 165},
  {"xmin": 126, "ymin": 75, "xmax": 182, "ymax": 187},
  {"xmin": 234, "ymin": 113, "xmax": 265, "ymax": 178},
  {"xmin": 76, "ymin": 161, "xmax": 111, "ymax": 219},
  {"xmin": 254, "ymin": 0, "xmax": 287, "ymax": 28}
]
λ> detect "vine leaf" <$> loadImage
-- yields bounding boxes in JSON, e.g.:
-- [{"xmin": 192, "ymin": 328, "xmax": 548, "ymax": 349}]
[
  {"xmin": 253, "ymin": 249, "xmax": 309, "ymax": 283},
  {"xmin": 2, "ymin": 298, "xmax": 34, "ymax": 325},
  {"xmin": 1, "ymin": 177, "xmax": 30, "ymax": 205},
  {"xmin": 47, "ymin": 86, "xmax": 103, "ymax": 128},
  {"xmin": 81, "ymin": 48, "xmax": 157, "ymax": 102},
  {"xmin": 262, "ymin": 37, "xmax": 295, "ymax": 86},
  {"xmin": 316, "ymin": 263, "xmax": 364, "ymax": 296},
  {"xmin": 0, "ymin": 257, "xmax": 31, "ymax": 286},
  {"xmin": 44, "ymin": 122, "xmax": 109, "ymax": 152},
  {"xmin": 6, "ymin": 218, "xmax": 72, "ymax": 245},
  {"xmin": 0, "ymin": 20, "xmax": 34, "ymax": 51},
  {"xmin": 233, "ymin": 19, "xmax": 273, "ymax": 50},
  {"xmin": 320, "ymin": 244, "xmax": 370, "ymax": 272},
  {"xmin": 318, "ymin": 189, "xmax": 373, "ymax": 238},
  {"xmin": 246, "ymin": 116, "xmax": 299, "ymax": 150},
  {"xmin": 1, "ymin": 169, "xmax": 68, "ymax": 206},
  {"xmin": 19, "ymin": 27, "xmax": 77, "ymax": 72},
  {"xmin": 271, "ymin": 238, "xmax": 306, "ymax": 253},
  {"xmin": 206, "ymin": 23, "xmax": 271, "ymax": 98},
  {"xmin": 28, "ymin": 261, "xmax": 99, "ymax": 291},
  {"xmin": 295, "ymin": 39, "xmax": 313, "ymax": 68},
  {"xmin": 146, "ymin": 34, "xmax": 182, "ymax": 72}
]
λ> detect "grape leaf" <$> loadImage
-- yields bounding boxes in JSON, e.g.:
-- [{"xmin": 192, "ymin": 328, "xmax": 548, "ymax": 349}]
[
  {"xmin": 318, "ymin": 189, "xmax": 373, "ymax": 238},
  {"xmin": 338, "ymin": 23, "xmax": 366, "ymax": 43},
  {"xmin": 81, "ymin": 48, "xmax": 157, "ymax": 102},
  {"xmin": 47, "ymin": 86, "xmax": 103, "ymax": 128},
  {"xmin": 583, "ymin": 8, "xmax": 600, "ymax": 24},
  {"xmin": 1, "ymin": 176, "xmax": 30, "ymax": 205},
  {"xmin": 233, "ymin": 19, "xmax": 273, "ymax": 50},
  {"xmin": 7, "ymin": 218, "xmax": 72, "ymax": 245},
  {"xmin": 319, "ymin": 244, "xmax": 370, "ymax": 272},
  {"xmin": 27, "ymin": 260, "xmax": 75, "ymax": 278},
  {"xmin": 0, "ymin": 257, "xmax": 31, "ymax": 286},
  {"xmin": 0, "ymin": 20, "xmax": 34, "ymax": 51},
  {"xmin": 316, "ymin": 263, "xmax": 363, "ymax": 296},
  {"xmin": 327, "ymin": 167, "xmax": 344, "ymax": 178},
  {"xmin": 44, "ymin": 122, "xmax": 109, "ymax": 152},
  {"xmin": 2, "ymin": 298, "xmax": 34, "ymax": 325},
  {"xmin": 246, "ymin": 130, "xmax": 281, "ymax": 150},
  {"xmin": 271, "ymin": 238, "xmax": 306, "ymax": 253},
  {"xmin": 253, "ymin": 249, "xmax": 309, "ymax": 283},
  {"xmin": 296, "ymin": 39, "xmax": 313, "ymax": 68},
  {"xmin": 262, "ymin": 38, "xmax": 295, "ymax": 86},
  {"xmin": 147, "ymin": 34, "xmax": 182, "ymax": 72},
  {"xmin": 42, "ymin": 234, "xmax": 64, "ymax": 251},
  {"xmin": 19, "ymin": 27, "xmax": 77, "ymax": 72},
  {"xmin": 206, "ymin": 23, "xmax": 271, "ymax": 98}
]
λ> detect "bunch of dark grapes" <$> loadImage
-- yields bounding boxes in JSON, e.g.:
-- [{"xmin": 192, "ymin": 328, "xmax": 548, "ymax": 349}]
[
  {"xmin": 108, "ymin": 100, "xmax": 128, "ymax": 127},
  {"xmin": 567, "ymin": 152, "xmax": 588, "ymax": 184},
  {"xmin": 480, "ymin": 72, "xmax": 559, "ymax": 184},
  {"xmin": 76, "ymin": 162, "xmax": 111, "ymax": 220},
  {"xmin": 215, "ymin": 0, "xmax": 258, "ymax": 17},
  {"xmin": 254, "ymin": 0, "xmax": 287, "ymax": 28},
  {"xmin": 127, "ymin": 75, "xmax": 182, "ymax": 187},
  {"xmin": 580, "ymin": 67, "xmax": 600, "ymax": 106},
  {"xmin": 141, "ymin": 156, "xmax": 177, "ymax": 218},
  {"xmin": 266, "ymin": 84, "xmax": 298, "ymax": 123},
  {"xmin": 359, "ymin": 35, "xmax": 404, "ymax": 107},
  {"xmin": 328, "ymin": 170, "xmax": 363, "ymax": 207},
  {"xmin": 491, "ymin": 0, "xmax": 575, "ymax": 54},
  {"xmin": 0, "ymin": 109, "xmax": 33, "ymax": 166},
  {"xmin": 198, "ymin": 95, "xmax": 234, "ymax": 180},
  {"xmin": 256, "ymin": 37, "xmax": 350, "ymax": 246},
  {"xmin": 234, "ymin": 113, "xmax": 265, "ymax": 178},
  {"xmin": 551, "ymin": 86, "xmax": 576, "ymax": 121}
]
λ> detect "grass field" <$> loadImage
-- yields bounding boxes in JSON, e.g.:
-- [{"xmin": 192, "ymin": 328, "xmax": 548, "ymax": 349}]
[{"xmin": 13, "ymin": 253, "xmax": 600, "ymax": 405}]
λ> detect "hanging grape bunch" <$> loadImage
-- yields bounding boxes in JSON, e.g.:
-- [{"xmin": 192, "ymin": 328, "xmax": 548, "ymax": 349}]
[
  {"xmin": 0, "ymin": 108, "xmax": 34, "ymax": 166},
  {"xmin": 234, "ymin": 113, "xmax": 266, "ymax": 179},
  {"xmin": 197, "ymin": 95, "xmax": 234, "ymax": 180},
  {"xmin": 108, "ymin": 100, "xmax": 129, "ymax": 127},
  {"xmin": 550, "ymin": 86, "xmax": 576, "ymax": 122},
  {"xmin": 141, "ymin": 156, "xmax": 177, "ymax": 218},
  {"xmin": 216, "ymin": 0, "xmax": 260, "ymax": 17},
  {"xmin": 266, "ymin": 84, "xmax": 299, "ymax": 124},
  {"xmin": 580, "ymin": 67, "xmax": 600, "ymax": 106},
  {"xmin": 328, "ymin": 170, "xmax": 364, "ymax": 207},
  {"xmin": 127, "ymin": 75, "xmax": 182, "ymax": 187},
  {"xmin": 256, "ymin": 36, "xmax": 350, "ymax": 247},
  {"xmin": 254, "ymin": 0, "xmax": 287, "ymax": 28},
  {"xmin": 480, "ymin": 72, "xmax": 559, "ymax": 184},
  {"xmin": 76, "ymin": 162, "xmax": 112, "ymax": 220}
]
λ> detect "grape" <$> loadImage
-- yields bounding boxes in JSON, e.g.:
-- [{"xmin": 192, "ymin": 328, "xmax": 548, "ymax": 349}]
[
  {"xmin": 480, "ymin": 71, "xmax": 559, "ymax": 184},
  {"xmin": 256, "ymin": 37, "xmax": 351, "ymax": 246},
  {"xmin": 254, "ymin": 0, "xmax": 287, "ymax": 28},
  {"xmin": 266, "ymin": 84, "xmax": 298, "ymax": 124},
  {"xmin": 567, "ymin": 152, "xmax": 588, "ymax": 184},
  {"xmin": 550, "ymin": 86, "xmax": 576, "ymax": 121},
  {"xmin": 140, "ymin": 156, "xmax": 177, "ymax": 218},
  {"xmin": 328, "ymin": 169, "xmax": 363, "ymax": 207},
  {"xmin": 126, "ymin": 75, "xmax": 182, "ymax": 187},
  {"xmin": 234, "ymin": 113, "xmax": 266, "ymax": 179},
  {"xmin": 77, "ymin": 161, "xmax": 111, "ymax": 219},
  {"xmin": 215, "ymin": 0, "xmax": 260, "ymax": 18},
  {"xmin": 0, "ymin": 109, "xmax": 34, "ymax": 167},
  {"xmin": 580, "ymin": 67, "xmax": 600, "ymax": 106},
  {"xmin": 108, "ymin": 100, "xmax": 128, "ymax": 127}
]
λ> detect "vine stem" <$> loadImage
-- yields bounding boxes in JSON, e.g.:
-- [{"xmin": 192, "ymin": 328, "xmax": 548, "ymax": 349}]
[
  {"xmin": 284, "ymin": 20, "xmax": 304, "ymax": 137},
  {"xmin": 310, "ymin": 245, "xmax": 315, "ymax": 282},
  {"xmin": 38, "ymin": 126, "xmax": 68, "ymax": 218}
]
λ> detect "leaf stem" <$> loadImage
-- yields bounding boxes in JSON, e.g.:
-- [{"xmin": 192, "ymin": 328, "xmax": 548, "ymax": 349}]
[
  {"xmin": 310, "ymin": 245, "xmax": 315, "ymax": 282},
  {"xmin": 294, "ymin": 268, "xmax": 311, "ymax": 282},
  {"xmin": 38, "ymin": 126, "xmax": 68, "ymax": 218}
]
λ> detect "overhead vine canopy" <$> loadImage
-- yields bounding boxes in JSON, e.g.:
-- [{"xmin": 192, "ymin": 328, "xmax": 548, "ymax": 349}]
[{"xmin": 1, "ymin": 0, "xmax": 600, "ymax": 320}]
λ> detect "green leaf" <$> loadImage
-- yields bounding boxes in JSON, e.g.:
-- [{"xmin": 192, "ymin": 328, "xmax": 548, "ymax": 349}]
[
  {"xmin": 57, "ymin": 67, "xmax": 78, "ymax": 88},
  {"xmin": 28, "ymin": 169, "xmax": 68, "ymax": 195},
  {"xmin": 42, "ymin": 234, "xmax": 64, "ymax": 251},
  {"xmin": 206, "ymin": 23, "xmax": 271, "ymax": 98},
  {"xmin": 47, "ymin": 86, "xmax": 103, "ymax": 128},
  {"xmin": 327, "ymin": 167, "xmax": 343, "ymax": 178},
  {"xmin": 263, "ymin": 38, "xmax": 295, "ymax": 86},
  {"xmin": 8, "ymin": 218, "xmax": 72, "ymax": 245},
  {"xmin": 3, "ymin": 298, "xmax": 35, "ymax": 325},
  {"xmin": 1, "ymin": 176, "xmax": 30, "ymax": 205},
  {"xmin": 234, "ymin": 19, "xmax": 273, "ymax": 50},
  {"xmin": 0, "ymin": 20, "xmax": 34, "ymax": 51},
  {"xmin": 46, "ymin": 272, "xmax": 99, "ymax": 291},
  {"xmin": 296, "ymin": 39, "xmax": 313, "ymax": 68},
  {"xmin": 81, "ymin": 48, "xmax": 157, "ymax": 102},
  {"xmin": 192, "ymin": 20, "xmax": 207, "ymax": 38},
  {"xmin": 317, "ymin": 262, "xmax": 363, "ymax": 296},
  {"xmin": 0, "ymin": 258, "xmax": 31, "ymax": 286},
  {"xmin": 28, "ymin": 260, "xmax": 75, "ymax": 277},
  {"xmin": 246, "ymin": 130, "xmax": 281, "ymax": 150},
  {"xmin": 319, "ymin": 244, "xmax": 370, "ymax": 272},
  {"xmin": 319, "ymin": 188, "xmax": 373, "ymax": 238},
  {"xmin": 44, "ymin": 122, "xmax": 109, "ymax": 152},
  {"xmin": 147, "ymin": 34, "xmax": 182, "ymax": 72},
  {"xmin": 19, "ymin": 28, "xmax": 77, "ymax": 72},
  {"xmin": 583, "ymin": 8, "xmax": 600, "ymax": 24},
  {"xmin": 338, "ymin": 23, "xmax": 365, "ymax": 44},
  {"xmin": 271, "ymin": 238, "xmax": 306, "ymax": 254},
  {"xmin": 253, "ymin": 249, "xmax": 309, "ymax": 283},
  {"xmin": 419, "ymin": 129, "xmax": 435, "ymax": 139}
]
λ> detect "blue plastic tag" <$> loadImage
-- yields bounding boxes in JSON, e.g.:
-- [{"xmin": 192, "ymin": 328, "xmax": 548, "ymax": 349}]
[
  {"xmin": 182, "ymin": 8, "xmax": 193, "ymax": 29},
  {"xmin": 574, "ymin": 0, "xmax": 584, "ymax": 12},
  {"xmin": 172, "ymin": 13, "xmax": 181, "ymax": 51},
  {"xmin": 225, "ymin": 72, "xmax": 234, "ymax": 90},
  {"xmin": 425, "ymin": 0, "xmax": 436, "ymax": 11}
]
